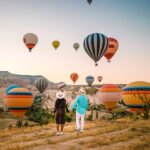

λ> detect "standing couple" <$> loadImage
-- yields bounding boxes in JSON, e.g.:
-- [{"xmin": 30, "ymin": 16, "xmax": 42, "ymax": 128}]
[{"xmin": 54, "ymin": 88, "xmax": 88, "ymax": 136}]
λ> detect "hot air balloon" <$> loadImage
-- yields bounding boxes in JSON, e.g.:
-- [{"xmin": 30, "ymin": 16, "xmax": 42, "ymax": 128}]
[
  {"xmin": 5, "ymin": 87, "xmax": 33, "ymax": 117},
  {"xmin": 104, "ymin": 37, "xmax": 119, "ymax": 62},
  {"xmin": 87, "ymin": 0, "xmax": 92, "ymax": 4},
  {"xmin": 97, "ymin": 76, "xmax": 103, "ymax": 83},
  {"xmin": 70, "ymin": 73, "xmax": 79, "ymax": 84},
  {"xmin": 86, "ymin": 76, "xmax": 94, "ymax": 86},
  {"xmin": 52, "ymin": 41, "xmax": 60, "ymax": 49},
  {"xmin": 57, "ymin": 82, "xmax": 66, "ymax": 90},
  {"xmin": 122, "ymin": 81, "xmax": 150, "ymax": 112},
  {"xmin": 23, "ymin": 33, "xmax": 38, "ymax": 52},
  {"xmin": 73, "ymin": 43, "xmax": 80, "ymax": 51},
  {"xmin": 83, "ymin": 33, "xmax": 109, "ymax": 66},
  {"xmin": 99, "ymin": 84, "xmax": 122, "ymax": 111},
  {"xmin": 6, "ymin": 85, "xmax": 20, "ymax": 94},
  {"xmin": 36, "ymin": 78, "xmax": 49, "ymax": 93}
]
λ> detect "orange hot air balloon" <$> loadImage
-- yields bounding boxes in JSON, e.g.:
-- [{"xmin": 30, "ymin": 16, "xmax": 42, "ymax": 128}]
[
  {"xmin": 70, "ymin": 73, "xmax": 79, "ymax": 84},
  {"xmin": 99, "ymin": 84, "xmax": 122, "ymax": 111},
  {"xmin": 5, "ymin": 87, "xmax": 33, "ymax": 118},
  {"xmin": 104, "ymin": 37, "xmax": 119, "ymax": 62}
]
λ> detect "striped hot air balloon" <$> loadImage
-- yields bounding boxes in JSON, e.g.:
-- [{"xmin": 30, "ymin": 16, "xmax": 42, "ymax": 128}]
[
  {"xmin": 70, "ymin": 73, "xmax": 79, "ymax": 84},
  {"xmin": 86, "ymin": 76, "xmax": 94, "ymax": 86},
  {"xmin": 6, "ymin": 85, "xmax": 20, "ymax": 94},
  {"xmin": 23, "ymin": 33, "xmax": 38, "ymax": 52},
  {"xmin": 5, "ymin": 87, "xmax": 33, "ymax": 118},
  {"xmin": 104, "ymin": 37, "xmax": 119, "ymax": 62},
  {"xmin": 122, "ymin": 81, "xmax": 150, "ymax": 112},
  {"xmin": 36, "ymin": 78, "xmax": 49, "ymax": 93},
  {"xmin": 99, "ymin": 84, "xmax": 122, "ymax": 111},
  {"xmin": 83, "ymin": 33, "xmax": 109, "ymax": 66}
]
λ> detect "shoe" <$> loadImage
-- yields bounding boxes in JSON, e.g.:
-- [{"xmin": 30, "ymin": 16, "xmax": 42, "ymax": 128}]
[
  {"xmin": 76, "ymin": 128, "xmax": 80, "ymax": 135},
  {"xmin": 60, "ymin": 132, "xmax": 64, "ymax": 135},
  {"xmin": 56, "ymin": 132, "xmax": 60, "ymax": 136}
]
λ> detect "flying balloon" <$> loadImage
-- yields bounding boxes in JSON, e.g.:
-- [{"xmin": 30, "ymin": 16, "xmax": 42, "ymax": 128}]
[
  {"xmin": 5, "ymin": 87, "xmax": 33, "ymax": 117},
  {"xmin": 83, "ymin": 33, "xmax": 109, "ymax": 66},
  {"xmin": 52, "ymin": 41, "xmax": 60, "ymax": 49},
  {"xmin": 97, "ymin": 76, "xmax": 103, "ymax": 83},
  {"xmin": 104, "ymin": 37, "xmax": 119, "ymax": 62},
  {"xmin": 73, "ymin": 43, "xmax": 80, "ymax": 51},
  {"xmin": 70, "ymin": 73, "xmax": 79, "ymax": 84},
  {"xmin": 23, "ymin": 33, "xmax": 38, "ymax": 52},
  {"xmin": 99, "ymin": 84, "xmax": 122, "ymax": 111},
  {"xmin": 86, "ymin": 76, "xmax": 94, "ymax": 86},
  {"xmin": 36, "ymin": 78, "xmax": 49, "ymax": 93},
  {"xmin": 122, "ymin": 81, "xmax": 150, "ymax": 112},
  {"xmin": 87, "ymin": 0, "xmax": 92, "ymax": 4}
]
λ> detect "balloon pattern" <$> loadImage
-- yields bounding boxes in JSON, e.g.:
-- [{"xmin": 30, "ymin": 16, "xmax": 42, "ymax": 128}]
[
  {"xmin": 104, "ymin": 37, "xmax": 119, "ymax": 62},
  {"xmin": 99, "ymin": 84, "xmax": 122, "ymax": 111},
  {"xmin": 6, "ymin": 85, "xmax": 20, "ymax": 94},
  {"xmin": 23, "ymin": 33, "xmax": 38, "ymax": 52},
  {"xmin": 36, "ymin": 78, "xmax": 49, "ymax": 93},
  {"xmin": 86, "ymin": 75, "xmax": 94, "ymax": 86},
  {"xmin": 5, "ymin": 87, "xmax": 33, "ymax": 117},
  {"xmin": 73, "ymin": 43, "xmax": 80, "ymax": 51},
  {"xmin": 52, "ymin": 41, "xmax": 60, "ymax": 49},
  {"xmin": 70, "ymin": 73, "xmax": 79, "ymax": 84},
  {"xmin": 83, "ymin": 33, "xmax": 109, "ymax": 66},
  {"xmin": 122, "ymin": 81, "xmax": 150, "ymax": 112}
]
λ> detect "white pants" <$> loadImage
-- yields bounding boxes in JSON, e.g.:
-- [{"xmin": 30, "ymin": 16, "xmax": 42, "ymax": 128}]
[{"xmin": 76, "ymin": 112, "xmax": 85, "ymax": 132}]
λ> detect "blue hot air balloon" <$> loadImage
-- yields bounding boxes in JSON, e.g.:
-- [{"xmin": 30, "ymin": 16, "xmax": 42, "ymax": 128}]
[{"xmin": 86, "ymin": 76, "xmax": 94, "ymax": 86}]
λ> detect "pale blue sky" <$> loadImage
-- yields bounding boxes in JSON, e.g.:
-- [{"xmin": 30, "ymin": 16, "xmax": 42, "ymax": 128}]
[{"xmin": 0, "ymin": 0, "xmax": 150, "ymax": 84}]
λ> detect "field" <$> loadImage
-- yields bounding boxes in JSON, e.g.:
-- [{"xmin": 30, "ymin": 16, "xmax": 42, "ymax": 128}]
[{"xmin": 0, "ymin": 118, "xmax": 150, "ymax": 150}]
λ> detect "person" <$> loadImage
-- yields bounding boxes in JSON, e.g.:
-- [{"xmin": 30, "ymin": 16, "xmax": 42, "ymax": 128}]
[
  {"xmin": 71, "ymin": 88, "xmax": 88, "ymax": 134},
  {"xmin": 54, "ymin": 90, "xmax": 69, "ymax": 136}
]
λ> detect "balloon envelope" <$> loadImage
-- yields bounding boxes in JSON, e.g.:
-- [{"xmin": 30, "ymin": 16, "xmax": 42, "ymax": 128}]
[
  {"xmin": 73, "ymin": 43, "xmax": 80, "ymax": 51},
  {"xmin": 86, "ymin": 76, "xmax": 94, "ymax": 86},
  {"xmin": 87, "ymin": 0, "xmax": 92, "ymax": 4},
  {"xmin": 52, "ymin": 41, "xmax": 60, "ymax": 49},
  {"xmin": 122, "ymin": 81, "xmax": 150, "ymax": 112},
  {"xmin": 36, "ymin": 78, "xmax": 49, "ymax": 93},
  {"xmin": 83, "ymin": 33, "xmax": 108, "ymax": 66},
  {"xmin": 5, "ymin": 87, "xmax": 33, "ymax": 117},
  {"xmin": 6, "ymin": 85, "xmax": 20, "ymax": 94},
  {"xmin": 99, "ymin": 84, "xmax": 122, "ymax": 111},
  {"xmin": 104, "ymin": 37, "xmax": 119, "ymax": 62},
  {"xmin": 97, "ymin": 76, "xmax": 103, "ymax": 83},
  {"xmin": 23, "ymin": 33, "xmax": 38, "ymax": 52},
  {"xmin": 70, "ymin": 73, "xmax": 79, "ymax": 84}
]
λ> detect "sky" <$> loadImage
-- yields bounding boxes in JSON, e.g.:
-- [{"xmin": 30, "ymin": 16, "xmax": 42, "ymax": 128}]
[{"xmin": 0, "ymin": 0, "xmax": 150, "ymax": 84}]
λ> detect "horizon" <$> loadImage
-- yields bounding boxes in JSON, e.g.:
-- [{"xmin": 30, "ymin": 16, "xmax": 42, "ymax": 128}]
[{"xmin": 0, "ymin": 0, "xmax": 150, "ymax": 84}]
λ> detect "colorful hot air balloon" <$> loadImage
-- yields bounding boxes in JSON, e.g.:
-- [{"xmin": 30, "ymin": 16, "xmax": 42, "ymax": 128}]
[
  {"xmin": 70, "ymin": 73, "xmax": 79, "ymax": 84},
  {"xmin": 104, "ymin": 37, "xmax": 119, "ymax": 62},
  {"xmin": 36, "ymin": 78, "xmax": 49, "ymax": 93},
  {"xmin": 23, "ymin": 33, "xmax": 38, "ymax": 52},
  {"xmin": 6, "ymin": 85, "xmax": 20, "ymax": 94},
  {"xmin": 99, "ymin": 84, "xmax": 122, "ymax": 111},
  {"xmin": 57, "ymin": 82, "xmax": 66, "ymax": 90},
  {"xmin": 73, "ymin": 43, "xmax": 80, "ymax": 51},
  {"xmin": 97, "ymin": 76, "xmax": 103, "ymax": 83},
  {"xmin": 86, "ymin": 76, "xmax": 94, "ymax": 86},
  {"xmin": 122, "ymin": 81, "xmax": 150, "ymax": 112},
  {"xmin": 5, "ymin": 87, "xmax": 33, "ymax": 117},
  {"xmin": 87, "ymin": 0, "xmax": 92, "ymax": 4},
  {"xmin": 52, "ymin": 41, "xmax": 60, "ymax": 49},
  {"xmin": 83, "ymin": 33, "xmax": 109, "ymax": 66}
]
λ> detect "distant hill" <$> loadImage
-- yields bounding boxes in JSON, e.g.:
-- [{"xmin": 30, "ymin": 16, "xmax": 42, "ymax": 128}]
[{"xmin": 0, "ymin": 71, "xmax": 55, "ymax": 87}]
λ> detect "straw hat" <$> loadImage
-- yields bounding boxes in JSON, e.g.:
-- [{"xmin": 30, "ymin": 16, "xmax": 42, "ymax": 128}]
[{"xmin": 56, "ymin": 91, "xmax": 65, "ymax": 99}]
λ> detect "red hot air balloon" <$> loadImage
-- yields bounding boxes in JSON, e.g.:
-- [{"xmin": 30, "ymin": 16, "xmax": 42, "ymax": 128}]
[
  {"xmin": 70, "ymin": 73, "xmax": 79, "ymax": 84},
  {"xmin": 97, "ymin": 76, "xmax": 103, "ymax": 83},
  {"xmin": 104, "ymin": 37, "xmax": 119, "ymax": 62}
]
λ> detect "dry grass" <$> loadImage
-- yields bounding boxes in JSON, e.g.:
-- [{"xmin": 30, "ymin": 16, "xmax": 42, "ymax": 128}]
[{"xmin": 0, "ymin": 118, "xmax": 150, "ymax": 150}]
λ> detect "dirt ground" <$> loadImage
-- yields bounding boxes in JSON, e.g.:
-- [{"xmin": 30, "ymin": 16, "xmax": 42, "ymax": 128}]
[{"xmin": 0, "ymin": 119, "xmax": 150, "ymax": 150}]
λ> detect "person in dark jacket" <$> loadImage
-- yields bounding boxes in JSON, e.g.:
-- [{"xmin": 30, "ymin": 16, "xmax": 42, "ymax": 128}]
[{"xmin": 54, "ymin": 91, "xmax": 69, "ymax": 136}]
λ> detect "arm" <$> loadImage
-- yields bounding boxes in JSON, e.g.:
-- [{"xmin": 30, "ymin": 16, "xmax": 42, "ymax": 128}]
[{"xmin": 71, "ymin": 97, "xmax": 79, "ymax": 111}]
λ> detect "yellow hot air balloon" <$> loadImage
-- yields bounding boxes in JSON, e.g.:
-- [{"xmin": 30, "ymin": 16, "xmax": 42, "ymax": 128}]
[
  {"xmin": 52, "ymin": 41, "xmax": 60, "ymax": 49},
  {"xmin": 99, "ymin": 84, "xmax": 122, "ymax": 111},
  {"xmin": 122, "ymin": 81, "xmax": 150, "ymax": 112}
]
